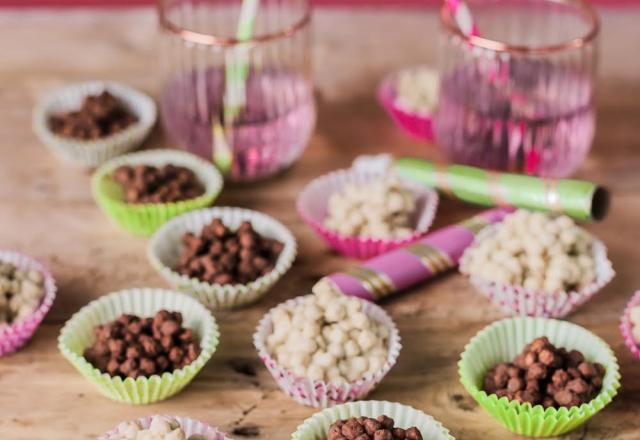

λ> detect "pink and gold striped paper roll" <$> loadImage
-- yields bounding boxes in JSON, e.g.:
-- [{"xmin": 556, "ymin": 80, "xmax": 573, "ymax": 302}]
[{"xmin": 315, "ymin": 208, "xmax": 510, "ymax": 301}]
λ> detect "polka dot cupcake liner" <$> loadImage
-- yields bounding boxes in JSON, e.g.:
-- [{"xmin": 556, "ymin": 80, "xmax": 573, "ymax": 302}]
[
  {"xmin": 148, "ymin": 207, "xmax": 297, "ymax": 310},
  {"xmin": 58, "ymin": 288, "xmax": 219, "ymax": 405},
  {"xmin": 620, "ymin": 290, "xmax": 640, "ymax": 360},
  {"xmin": 100, "ymin": 415, "xmax": 232, "ymax": 440},
  {"xmin": 459, "ymin": 317, "xmax": 620, "ymax": 437},
  {"xmin": 33, "ymin": 81, "xmax": 157, "ymax": 167},
  {"xmin": 460, "ymin": 226, "xmax": 614, "ymax": 318},
  {"xmin": 378, "ymin": 66, "xmax": 437, "ymax": 142},
  {"xmin": 297, "ymin": 166, "xmax": 439, "ymax": 260},
  {"xmin": 92, "ymin": 149, "xmax": 223, "ymax": 237},
  {"xmin": 291, "ymin": 400, "xmax": 454, "ymax": 439},
  {"xmin": 253, "ymin": 294, "xmax": 401, "ymax": 408},
  {"xmin": 0, "ymin": 251, "xmax": 57, "ymax": 357}
]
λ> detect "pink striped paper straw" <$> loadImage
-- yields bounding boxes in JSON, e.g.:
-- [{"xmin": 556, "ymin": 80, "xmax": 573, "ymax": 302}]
[{"xmin": 444, "ymin": 0, "xmax": 479, "ymax": 36}]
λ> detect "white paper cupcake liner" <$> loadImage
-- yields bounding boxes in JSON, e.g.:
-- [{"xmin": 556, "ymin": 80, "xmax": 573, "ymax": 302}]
[
  {"xmin": 291, "ymin": 400, "xmax": 454, "ymax": 439},
  {"xmin": 297, "ymin": 166, "xmax": 439, "ymax": 259},
  {"xmin": 460, "ymin": 226, "xmax": 614, "ymax": 318},
  {"xmin": 58, "ymin": 288, "xmax": 219, "ymax": 404},
  {"xmin": 100, "ymin": 415, "xmax": 232, "ymax": 440},
  {"xmin": 620, "ymin": 290, "xmax": 640, "ymax": 360},
  {"xmin": 253, "ymin": 294, "xmax": 402, "ymax": 408},
  {"xmin": 91, "ymin": 149, "xmax": 224, "ymax": 236},
  {"xmin": 0, "ymin": 250, "xmax": 57, "ymax": 356},
  {"xmin": 33, "ymin": 81, "xmax": 157, "ymax": 167},
  {"xmin": 148, "ymin": 207, "xmax": 297, "ymax": 309}
]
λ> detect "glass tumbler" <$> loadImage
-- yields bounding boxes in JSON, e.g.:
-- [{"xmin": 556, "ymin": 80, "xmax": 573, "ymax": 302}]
[
  {"xmin": 435, "ymin": 0, "xmax": 599, "ymax": 178},
  {"xmin": 157, "ymin": 0, "xmax": 315, "ymax": 181}
]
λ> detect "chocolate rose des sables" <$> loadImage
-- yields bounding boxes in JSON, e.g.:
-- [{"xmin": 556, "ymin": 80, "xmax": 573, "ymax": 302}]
[
  {"xmin": 266, "ymin": 288, "xmax": 391, "ymax": 384},
  {"xmin": 462, "ymin": 210, "xmax": 596, "ymax": 293},
  {"xmin": 49, "ymin": 91, "xmax": 138, "ymax": 140},
  {"xmin": 0, "ymin": 261, "xmax": 46, "ymax": 325},
  {"xmin": 324, "ymin": 176, "xmax": 416, "ymax": 240},
  {"xmin": 109, "ymin": 416, "xmax": 206, "ymax": 440},
  {"xmin": 177, "ymin": 218, "xmax": 284, "ymax": 285},
  {"xmin": 112, "ymin": 164, "xmax": 205, "ymax": 204},
  {"xmin": 328, "ymin": 415, "xmax": 423, "ymax": 440},
  {"xmin": 83, "ymin": 310, "xmax": 201, "ymax": 379},
  {"xmin": 483, "ymin": 336, "xmax": 605, "ymax": 408},
  {"xmin": 630, "ymin": 305, "xmax": 640, "ymax": 345}
]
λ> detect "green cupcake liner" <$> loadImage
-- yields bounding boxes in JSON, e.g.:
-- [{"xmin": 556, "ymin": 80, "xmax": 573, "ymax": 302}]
[
  {"xmin": 58, "ymin": 288, "xmax": 220, "ymax": 405},
  {"xmin": 458, "ymin": 317, "xmax": 620, "ymax": 437},
  {"xmin": 291, "ymin": 400, "xmax": 454, "ymax": 439},
  {"xmin": 92, "ymin": 149, "xmax": 223, "ymax": 237}
]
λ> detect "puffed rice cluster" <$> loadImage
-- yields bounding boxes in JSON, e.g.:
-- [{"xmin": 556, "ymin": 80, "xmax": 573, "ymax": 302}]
[
  {"xmin": 629, "ymin": 306, "xmax": 640, "ymax": 344},
  {"xmin": 395, "ymin": 67, "xmax": 438, "ymax": 115},
  {"xmin": 0, "ymin": 261, "xmax": 45, "ymax": 325},
  {"xmin": 111, "ymin": 416, "xmax": 205, "ymax": 440},
  {"xmin": 266, "ymin": 286, "xmax": 389, "ymax": 384},
  {"xmin": 461, "ymin": 210, "xmax": 596, "ymax": 293},
  {"xmin": 325, "ymin": 176, "xmax": 416, "ymax": 239}
]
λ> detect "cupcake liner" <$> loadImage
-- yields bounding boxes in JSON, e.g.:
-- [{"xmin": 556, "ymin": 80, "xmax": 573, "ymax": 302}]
[
  {"xmin": 291, "ymin": 400, "xmax": 454, "ymax": 439},
  {"xmin": 460, "ymin": 226, "xmax": 615, "ymax": 318},
  {"xmin": 620, "ymin": 290, "xmax": 640, "ymax": 360},
  {"xmin": 92, "ymin": 149, "xmax": 224, "ymax": 237},
  {"xmin": 58, "ymin": 288, "xmax": 219, "ymax": 405},
  {"xmin": 33, "ymin": 81, "xmax": 157, "ymax": 167},
  {"xmin": 148, "ymin": 207, "xmax": 297, "ymax": 309},
  {"xmin": 253, "ymin": 294, "xmax": 401, "ymax": 408},
  {"xmin": 0, "ymin": 251, "xmax": 57, "ymax": 357},
  {"xmin": 378, "ymin": 67, "xmax": 437, "ymax": 142},
  {"xmin": 458, "ymin": 317, "xmax": 620, "ymax": 437},
  {"xmin": 100, "ymin": 415, "xmax": 232, "ymax": 440},
  {"xmin": 297, "ymin": 167, "xmax": 439, "ymax": 260}
]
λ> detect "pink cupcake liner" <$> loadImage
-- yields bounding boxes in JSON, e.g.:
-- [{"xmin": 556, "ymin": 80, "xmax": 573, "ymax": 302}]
[
  {"xmin": 620, "ymin": 291, "xmax": 640, "ymax": 360},
  {"xmin": 460, "ymin": 228, "xmax": 614, "ymax": 319},
  {"xmin": 253, "ymin": 294, "xmax": 402, "ymax": 408},
  {"xmin": 378, "ymin": 71, "xmax": 435, "ymax": 142},
  {"xmin": 0, "ymin": 250, "xmax": 57, "ymax": 357},
  {"xmin": 297, "ymin": 167, "xmax": 439, "ymax": 260},
  {"xmin": 100, "ymin": 414, "xmax": 232, "ymax": 439}
]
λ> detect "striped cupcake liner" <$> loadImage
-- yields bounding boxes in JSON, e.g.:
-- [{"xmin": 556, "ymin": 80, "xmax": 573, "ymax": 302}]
[
  {"xmin": 58, "ymin": 288, "xmax": 219, "ymax": 404},
  {"xmin": 33, "ymin": 81, "xmax": 157, "ymax": 167},
  {"xmin": 92, "ymin": 149, "xmax": 223, "ymax": 237},
  {"xmin": 378, "ymin": 67, "xmax": 437, "ymax": 142},
  {"xmin": 253, "ymin": 294, "xmax": 401, "ymax": 408},
  {"xmin": 620, "ymin": 290, "xmax": 640, "ymax": 360},
  {"xmin": 100, "ymin": 415, "xmax": 232, "ymax": 440},
  {"xmin": 459, "ymin": 317, "xmax": 620, "ymax": 437},
  {"xmin": 460, "ymin": 226, "xmax": 614, "ymax": 318},
  {"xmin": 148, "ymin": 207, "xmax": 297, "ymax": 310},
  {"xmin": 292, "ymin": 400, "xmax": 454, "ymax": 439},
  {"xmin": 0, "ymin": 251, "xmax": 57, "ymax": 357},
  {"xmin": 297, "ymin": 167, "xmax": 439, "ymax": 260}
]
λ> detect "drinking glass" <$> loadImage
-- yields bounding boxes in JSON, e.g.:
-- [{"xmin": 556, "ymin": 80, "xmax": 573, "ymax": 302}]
[
  {"xmin": 157, "ymin": 0, "xmax": 315, "ymax": 182},
  {"xmin": 435, "ymin": 0, "xmax": 599, "ymax": 177}
]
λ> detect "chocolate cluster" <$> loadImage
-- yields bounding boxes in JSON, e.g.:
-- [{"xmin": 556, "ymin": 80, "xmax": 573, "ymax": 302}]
[
  {"xmin": 112, "ymin": 164, "xmax": 205, "ymax": 204},
  {"xmin": 177, "ymin": 219, "xmax": 284, "ymax": 285},
  {"xmin": 483, "ymin": 337, "xmax": 605, "ymax": 408},
  {"xmin": 328, "ymin": 416, "xmax": 423, "ymax": 440},
  {"xmin": 49, "ymin": 91, "xmax": 137, "ymax": 140},
  {"xmin": 84, "ymin": 310, "xmax": 201, "ymax": 379}
]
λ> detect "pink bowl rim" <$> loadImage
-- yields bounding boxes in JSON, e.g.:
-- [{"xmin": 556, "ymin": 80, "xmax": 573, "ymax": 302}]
[{"xmin": 620, "ymin": 290, "xmax": 640, "ymax": 359}]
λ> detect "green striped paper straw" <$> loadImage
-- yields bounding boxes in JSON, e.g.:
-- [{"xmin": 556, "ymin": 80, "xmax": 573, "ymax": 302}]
[
  {"xmin": 394, "ymin": 157, "xmax": 610, "ymax": 221},
  {"xmin": 214, "ymin": 0, "xmax": 260, "ymax": 173}
]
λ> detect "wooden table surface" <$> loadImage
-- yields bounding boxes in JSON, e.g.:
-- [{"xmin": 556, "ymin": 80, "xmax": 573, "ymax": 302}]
[{"xmin": 1, "ymin": 7, "xmax": 639, "ymax": 440}]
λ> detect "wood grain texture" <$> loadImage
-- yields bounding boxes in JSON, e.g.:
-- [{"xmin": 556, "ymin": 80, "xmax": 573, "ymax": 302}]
[{"xmin": 0, "ymin": 7, "xmax": 639, "ymax": 440}]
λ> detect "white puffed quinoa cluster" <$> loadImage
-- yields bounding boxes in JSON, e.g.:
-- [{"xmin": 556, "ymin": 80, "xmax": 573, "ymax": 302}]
[
  {"xmin": 110, "ymin": 416, "xmax": 205, "ymax": 440},
  {"xmin": 267, "ymin": 287, "xmax": 390, "ymax": 384},
  {"xmin": 395, "ymin": 67, "xmax": 438, "ymax": 115},
  {"xmin": 461, "ymin": 210, "xmax": 596, "ymax": 293},
  {"xmin": 630, "ymin": 306, "xmax": 640, "ymax": 344},
  {"xmin": 325, "ymin": 176, "xmax": 416, "ymax": 239},
  {"xmin": 0, "ymin": 261, "xmax": 45, "ymax": 325}
]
